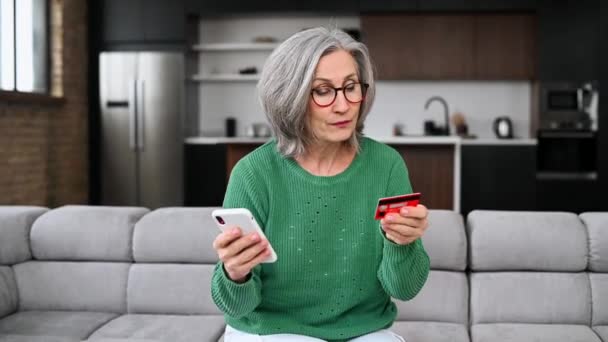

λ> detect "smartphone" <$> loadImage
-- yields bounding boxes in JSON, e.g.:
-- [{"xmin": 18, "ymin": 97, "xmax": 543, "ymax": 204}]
[
  {"xmin": 211, "ymin": 208, "xmax": 277, "ymax": 263},
  {"xmin": 374, "ymin": 192, "xmax": 421, "ymax": 220}
]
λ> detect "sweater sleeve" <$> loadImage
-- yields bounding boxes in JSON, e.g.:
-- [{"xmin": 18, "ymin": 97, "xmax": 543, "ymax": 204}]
[
  {"xmin": 377, "ymin": 155, "xmax": 430, "ymax": 301},
  {"xmin": 210, "ymin": 157, "xmax": 268, "ymax": 318}
]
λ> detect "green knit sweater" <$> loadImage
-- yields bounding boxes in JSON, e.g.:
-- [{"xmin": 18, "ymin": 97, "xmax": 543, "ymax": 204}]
[{"xmin": 211, "ymin": 137, "xmax": 430, "ymax": 341}]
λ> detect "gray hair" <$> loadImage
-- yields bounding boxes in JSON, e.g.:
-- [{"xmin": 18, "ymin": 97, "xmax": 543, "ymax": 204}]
[{"xmin": 257, "ymin": 26, "xmax": 376, "ymax": 158}]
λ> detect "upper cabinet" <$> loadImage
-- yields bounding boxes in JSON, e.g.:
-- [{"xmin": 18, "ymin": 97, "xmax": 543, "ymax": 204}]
[
  {"xmin": 361, "ymin": 14, "xmax": 475, "ymax": 79},
  {"xmin": 537, "ymin": 0, "xmax": 600, "ymax": 81},
  {"xmin": 101, "ymin": 0, "xmax": 186, "ymax": 48},
  {"xmin": 360, "ymin": 0, "xmax": 537, "ymax": 12},
  {"xmin": 474, "ymin": 14, "xmax": 536, "ymax": 79},
  {"xmin": 186, "ymin": 0, "xmax": 359, "ymax": 15},
  {"xmin": 362, "ymin": 13, "xmax": 537, "ymax": 80}
]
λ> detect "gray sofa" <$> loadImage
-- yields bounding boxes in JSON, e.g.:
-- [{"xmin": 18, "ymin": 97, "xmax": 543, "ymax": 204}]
[{"xmin": 0, "ymin": 205, "xmax": 606, "ymax": 342}]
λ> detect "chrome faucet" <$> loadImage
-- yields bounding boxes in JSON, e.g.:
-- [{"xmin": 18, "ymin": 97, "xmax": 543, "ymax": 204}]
[{"xmin": 424, "ymin": 96, "xmax": 450, "ymax": 136}]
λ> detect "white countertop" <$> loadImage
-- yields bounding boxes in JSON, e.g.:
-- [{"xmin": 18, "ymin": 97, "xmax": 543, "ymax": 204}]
[{"xmin": 185, "ymin": 136, "xmax": 536, "ymax": 145}]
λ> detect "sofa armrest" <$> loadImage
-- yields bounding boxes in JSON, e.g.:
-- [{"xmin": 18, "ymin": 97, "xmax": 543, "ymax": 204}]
[
  {"xmin": 0, "ymin": 206, "xmax": 48, "ymax": 266},
  {"xmin": 0, "ymin": 266, "xmax": 18, "ymax": 319}
]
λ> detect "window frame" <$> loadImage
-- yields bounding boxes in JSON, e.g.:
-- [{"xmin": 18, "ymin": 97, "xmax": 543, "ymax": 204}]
[{"xmin": 0, "ymin": 0, "xmax": 60, "ymax": 103}]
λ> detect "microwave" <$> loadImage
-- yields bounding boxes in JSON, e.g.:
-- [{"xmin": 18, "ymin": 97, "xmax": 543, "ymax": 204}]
[{"xmin": 539, "ymin": 81, "xmax": 598, "ymax": 131}]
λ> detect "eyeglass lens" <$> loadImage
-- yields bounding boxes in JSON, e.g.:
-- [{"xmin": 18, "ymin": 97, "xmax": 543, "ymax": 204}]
[{"xmin": 312, "ymin": 83, "xmax": 364, "ymax": 106}]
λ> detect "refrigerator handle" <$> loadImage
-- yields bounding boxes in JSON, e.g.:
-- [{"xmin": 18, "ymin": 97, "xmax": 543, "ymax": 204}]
[
  {"xmin": 137, "ymin": 80, "xmax": 145, "ymax": 151},
  {"xmin": 129, "ymin": 79, "xmax": 137, "ymax": 150}
]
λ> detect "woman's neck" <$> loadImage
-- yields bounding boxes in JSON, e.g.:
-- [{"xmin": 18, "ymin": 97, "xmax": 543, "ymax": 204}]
[{"xmin": 296, "ymin": 141, "xmax": 355, "ymax": 176}]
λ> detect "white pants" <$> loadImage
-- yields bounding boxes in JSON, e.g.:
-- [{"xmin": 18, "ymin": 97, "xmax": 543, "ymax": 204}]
[{"xmin": 224, "ymin": 325, "xmax": 406, "ymax": 342}]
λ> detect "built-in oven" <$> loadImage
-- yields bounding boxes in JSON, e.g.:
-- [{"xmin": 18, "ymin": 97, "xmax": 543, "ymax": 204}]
[
  {"xmin": 536, "ymin": 81, "xmax": 599, "ymax": 180},
  {"xmin": 536, "ymin": 129, "xmax": 597, "ymax": 180}
]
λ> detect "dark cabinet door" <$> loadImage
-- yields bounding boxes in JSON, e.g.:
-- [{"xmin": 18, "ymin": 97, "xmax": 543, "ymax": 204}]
[
  {"xmin": 475, "ymin": 0, "xmax": 538, "ymax": 11},
  {"xmin": 362, "ymin": 14, "xmax": 475, "ymax": 80},
  {"xmin": 536, "ymin": 178, "xmax": 603, "ymax": 213},
  {"xmin": 188, "ymin": 0, "xmax": 358, "ymax": 15},
  {"xmin": 474, "ymin": 14, "xmax": 536, "ymax": 79},
  {"xmin": 102, "ymin": 0, "xmax": 144, "ymax": 43},
  {"xmin": 359, "ymin": 0, "xmax": 417, "ymax": 12},
  {"xmin": 184, "ymin": 144, "xmax": 227, "ymax": 206},
  {"xmin": 143, "ymin": 0, "xmax": 185, "ymax": 42},
  {"xmin": 418, "ymin": 0, "xmax": 476, "ymax": 11},
  {"xmin": 537, "ymin": 0, "xmax": 600, "ymax": 81},
  {"xmin": 461, "ymin": 145, "xmax": 537, "ymax": 217},
  {"xmin": 101, "ymin": 0, "xmax": 185, "ymax": 46}
]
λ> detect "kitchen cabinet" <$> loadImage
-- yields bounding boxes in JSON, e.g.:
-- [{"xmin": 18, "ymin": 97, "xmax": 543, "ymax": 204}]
[
  {"xmin": 186, "ymin": 0, "xmax": 359, "ymax": 15},
  {"xmin": 474, "ymin": 0, "xmax": 537, "ymax": 11},
  {"xmin": 417, "ymin": 0, "xmax": 476, "ymax": 11},
  {"xmin": 101, "ymin": 0, "xmax": 185, "ymax": 47},
  {"xmin": 362, "ymin": 14, "xmax": 475, "ymax": 80},
  {"xmin": 390, "ymin": 144, "xmax": 455, "ymax": 210},
  {"xmin": 461, "ymin": 145, "xmax": 537, "ymax": 217},
  {"xmin": 360, "ymin": 0, "xmax": 537, "ymax": 12},
  {"xmin": 184, "ymin": 144, "xmax": 227, "ymax": 206},
  {"xmin": 600, "ymin": 4, "xmax": 608, "ymax": 206},
  {"xmin": 537, "ymin": 0, "xmax": 599, "ymax": 81},
  {"xmin": 359, "ymin": 0, "xmax": 417, "ymax": 12},
  {"xmin": 362, "ymin": 13, "xmax": 536, "ymax": 80},
  {"xmin": 536, "ymin": 178, "xmax": 603, "ymax": 213},
  {"xmin": 474, "ymin": 14, "xmax": 536, "ymax": 79}
]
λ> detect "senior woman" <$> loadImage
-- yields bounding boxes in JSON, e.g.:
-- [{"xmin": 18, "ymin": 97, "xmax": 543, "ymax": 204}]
[{"xmin": 211, "ymin": 27, "xmax": 430, "ymax": 342}]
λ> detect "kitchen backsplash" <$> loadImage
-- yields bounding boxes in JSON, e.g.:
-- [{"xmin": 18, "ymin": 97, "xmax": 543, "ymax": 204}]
[
  {"xmin": 198, "ymin": 81, "xmax": 531, "ymax": 139},
  {"xmin": 369, "ymin": 81, "xmax": 531, "ymax": 139}
]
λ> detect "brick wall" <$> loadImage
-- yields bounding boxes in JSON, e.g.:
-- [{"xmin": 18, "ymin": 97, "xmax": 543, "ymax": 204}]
[{"xmin": 0, "ymin": 0, "xmax": 88, "ymax": 206}]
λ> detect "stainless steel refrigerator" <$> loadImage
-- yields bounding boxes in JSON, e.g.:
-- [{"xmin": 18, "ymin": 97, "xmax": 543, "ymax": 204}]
[{"xmin": 99, "ymin": 52, "xmax": 183, "ymax": 208}]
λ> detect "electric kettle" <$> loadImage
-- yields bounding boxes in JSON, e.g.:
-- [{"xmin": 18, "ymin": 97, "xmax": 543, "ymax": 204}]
[{"xmin": 493, "ymin": 116, "xmax": 513, "ymax": 139}]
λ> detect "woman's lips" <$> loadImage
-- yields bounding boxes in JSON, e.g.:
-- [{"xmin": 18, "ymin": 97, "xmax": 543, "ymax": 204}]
[{"xmin": 331, "ymin": 120, "xmax": 351, "ymax": 128}]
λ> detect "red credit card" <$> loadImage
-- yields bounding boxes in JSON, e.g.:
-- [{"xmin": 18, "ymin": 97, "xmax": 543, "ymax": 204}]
[{"xmin": 374, "ymin": 192, "xmax": 421, "ymax": 220}]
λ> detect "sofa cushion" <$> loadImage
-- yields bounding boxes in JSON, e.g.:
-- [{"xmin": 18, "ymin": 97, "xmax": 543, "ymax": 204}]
[
  {"xmin": 0, "ymin": 206, "xmax": 47, "ymax": 265},
  {"xmin": 467, "ymin": 210, "xmax": 587, "ymax": 271},
  {"xmin": 127, "ymin": 264, "xmax": 220, "ymax": 315},
  {"xmin": 593, "ymin": 326, "xmax": 608, "ymax": 342},
  {"xmin": 394, "ymin": 270, "xmax": 468, "ymax": 325},
  {"xmin": 13, "ymin": 261, "xmax": 129, "ymax": 313},
  {"xmin": 470, "ymin": 272, "xmax": 591, "ymax": 325},
  {"xmin": 591, "ymin": 273, "xmax": 608, "ymax": 326},
  {"xmin": 0, "ymin": 335, "xmax": 80, "ymax": 342},
  {"xmin": 0, "ymin": 311, "xmax": 118, "ymax": 340},
  {"xmin": 31, "ymin": 206, "xmax": 148, "ymax": 262},
  {"xmin": 390, "ymin": 322, "xmax": 469, "ymax": 342},
  {"xmin": 580, "ymin": 213, "xmax": 608, "ymax": 272},
  {"xmin": 0, "ymin": 267, "xmax": 17, "ymax": 319},
  {"xmin": 87, "ymin": 314, "xmax": 225, "ymax": 342},
  {"xmin": 423, "ymin": 210, "xmax": 466, "ymax": 271},
  {"xmin": 471, "ymin": 323, "xmax": 602, "ymax": 342},
  {"xmin": 133, "ymin": 207, "xmax": 221, "ymax": 264}
]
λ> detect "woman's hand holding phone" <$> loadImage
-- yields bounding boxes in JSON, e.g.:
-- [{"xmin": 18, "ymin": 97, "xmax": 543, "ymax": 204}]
[
  {"xmin": 212, "ymin": 228, "xmax": 272, "ymax": 283},
  {"xmin": 211, "ymin": 208, "xmax": 277, "ymax": 283}
]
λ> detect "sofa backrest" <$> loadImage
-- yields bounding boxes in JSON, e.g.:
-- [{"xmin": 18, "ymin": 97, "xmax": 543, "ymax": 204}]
[
  {"xmin": 393, "ymin": 210, "xmax": 469, "ymax": 325},
  {"xmin": 0, "ymin": 206, "xmax": 48, "ymax": 319},
  {"xmin": 0, "ymin": 206, "xmax": 47, "ymax": 265},
  {"xmin": 0, "ymin": 266, "xmax": 18, "ymax": 319},
  {"xmin": 13, "ymin": 205, "xmax": 148, "ymax": 313},
  {"xmin": 580, "ymin": 213, "xmax": 608, "ymax": 327},
  {"xmin": 128, "ymin": 207, "xmax": 222, "ymax": 315},
  {"xmin": 468, "ymin": 210, "xmax": 591, "ymax": 325}
]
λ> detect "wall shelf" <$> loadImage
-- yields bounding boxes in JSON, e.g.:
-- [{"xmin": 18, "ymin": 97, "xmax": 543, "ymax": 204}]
[
  {"xmin": 192, "ymin": 42, "xmax": 279, "ymax": 51},
  {"xmin": 189, "ymin": 74, "xmax": 260, "ymax": 82}
]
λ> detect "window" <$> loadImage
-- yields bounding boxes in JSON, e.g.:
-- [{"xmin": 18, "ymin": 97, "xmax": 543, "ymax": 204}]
[{"xmin": 0, "ymin": 0, "xmax": 48, "ymax": 93}]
